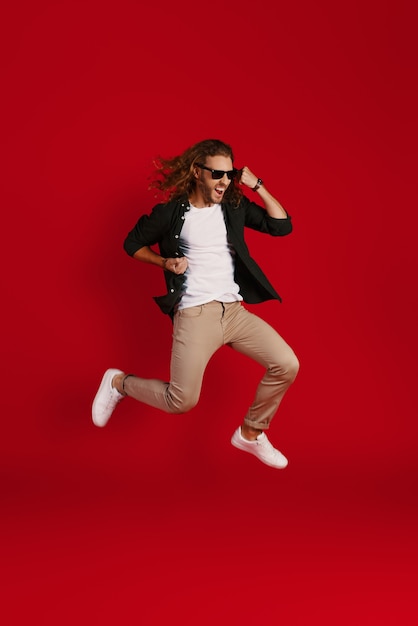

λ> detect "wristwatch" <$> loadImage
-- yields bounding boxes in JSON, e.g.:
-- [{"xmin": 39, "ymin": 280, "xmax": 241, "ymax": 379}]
[{"xmin": 252, "ymin": 178, "xmax": 263, "ymax": 192}]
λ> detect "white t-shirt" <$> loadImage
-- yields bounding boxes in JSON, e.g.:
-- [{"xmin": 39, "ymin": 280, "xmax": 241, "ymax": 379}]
[{"xmin": 178, "ymin": 203, "xmax": 243, "ymax": 310}]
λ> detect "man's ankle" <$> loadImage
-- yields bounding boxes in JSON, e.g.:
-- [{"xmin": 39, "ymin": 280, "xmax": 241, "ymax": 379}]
[
  {"xmin": 112, "ymin": 373, "xmax": 126, "ymax": 395},
  {"xmin": 241, "ymin": 423, "xmax": 262, "ymax": 441}
]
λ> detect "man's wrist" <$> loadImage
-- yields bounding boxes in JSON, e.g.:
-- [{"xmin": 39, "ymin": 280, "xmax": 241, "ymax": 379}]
[
  {"xmin": 161, "ymin": 257, "xmax": 168, "ymax": 269},
  {"xmin": 252, "ymin": 178, "xmax": 263, "ymax": 192}
]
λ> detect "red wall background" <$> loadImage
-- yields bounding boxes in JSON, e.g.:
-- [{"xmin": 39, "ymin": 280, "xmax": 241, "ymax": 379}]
[{"xmin": 2, "ymin": 0, "xmax": 417, "ymax": 623}]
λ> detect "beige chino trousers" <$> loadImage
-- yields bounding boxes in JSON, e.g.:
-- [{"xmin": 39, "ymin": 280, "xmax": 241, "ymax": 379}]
[{"xmin": 124, "ymin": 301, "xmax": 299, "ymax": 430}]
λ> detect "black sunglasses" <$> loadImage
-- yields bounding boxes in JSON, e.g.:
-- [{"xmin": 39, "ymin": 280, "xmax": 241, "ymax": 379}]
[{"xmin": 196, "ymin": 162, "xmax": 238, "ymax": 180}]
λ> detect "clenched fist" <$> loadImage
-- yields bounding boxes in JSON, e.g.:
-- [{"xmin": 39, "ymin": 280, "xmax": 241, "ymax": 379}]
[
  {"xmin": 239, "ymin": 166, "xmax": 259, "ymax": 190},
  {"xmin": 164, "ymin": 256, "xmax": 189, "ymax": 274}
]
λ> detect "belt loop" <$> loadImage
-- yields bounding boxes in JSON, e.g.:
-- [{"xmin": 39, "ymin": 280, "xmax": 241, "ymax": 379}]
[{"xmin": 221, "ymin": 302, "xmax": 225, "ymax": 318}]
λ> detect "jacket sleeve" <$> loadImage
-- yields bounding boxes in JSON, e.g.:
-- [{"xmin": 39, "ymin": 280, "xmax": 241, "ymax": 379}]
[
  {"xmin": 242, "ymin": 196, "xmax": 293, "ymax": 236},
  {"xmin": 123, "ymin": 203, "xmax": 169, "ymax": 256}
]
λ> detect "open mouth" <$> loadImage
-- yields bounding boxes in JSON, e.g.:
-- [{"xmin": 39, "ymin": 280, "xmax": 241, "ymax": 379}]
[{"xmin": 215, "ymin": 186, "xmax": 225, "ymax": 197}]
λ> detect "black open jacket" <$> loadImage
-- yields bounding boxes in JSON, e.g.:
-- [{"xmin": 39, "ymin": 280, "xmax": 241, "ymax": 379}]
[{"xmin": 123, "ymin": 194, "xmax": 292, "ymax": 317}]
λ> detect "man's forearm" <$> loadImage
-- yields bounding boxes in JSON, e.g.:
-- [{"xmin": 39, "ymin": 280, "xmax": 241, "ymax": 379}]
[
  {"xmin": 255, "ymin": 184, "xmax": 288, "ymax": 219},
  {"xmin": 132, "ymin": 246, "xmax": 189, "ymax": 274},
  {"xmin": 133, "ymin": 246, "xmax": 166, "ymax": 268},
  {"xmin": 240, "ymin": 166, "xmax": 288, "ymax": 219}
]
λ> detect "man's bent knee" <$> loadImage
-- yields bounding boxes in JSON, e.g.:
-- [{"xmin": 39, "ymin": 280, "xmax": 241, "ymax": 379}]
[
  {"xmin": 166, "ymin": 392, "xmax": 200, "ymax": 414},
  {"xmin": 271, "ymin": 353, "xmax": 300, "ymax": 383},
  {"xmin": 287, "ymin": 354, "xmax": 300, "ymax": 382}
]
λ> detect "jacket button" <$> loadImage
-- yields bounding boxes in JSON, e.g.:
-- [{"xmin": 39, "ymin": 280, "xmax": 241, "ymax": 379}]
[
  {"xmin": 170, "ymin": 289, "xmax": 174, "ymax": 293},
  {"xmin": 174, "ymin": 234, "xmax": 179, "ymax": 238}
]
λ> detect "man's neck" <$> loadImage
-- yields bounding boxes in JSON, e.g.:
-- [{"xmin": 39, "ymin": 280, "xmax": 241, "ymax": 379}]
[{"xmin": 188, "ymin": 188, "xmax": 217, "ymax": 208}]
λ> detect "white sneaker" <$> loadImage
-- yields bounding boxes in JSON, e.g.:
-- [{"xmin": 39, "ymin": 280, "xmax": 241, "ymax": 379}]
[
  {"xmin": 92, "ymin": 368, "xmax": 124, "ymax": 427},
  {"xmin": 231, "ymin": 427, "xmax": 288, "ymax": 469}
]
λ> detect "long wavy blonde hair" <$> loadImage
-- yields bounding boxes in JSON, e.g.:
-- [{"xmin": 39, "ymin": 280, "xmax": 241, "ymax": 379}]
[{"xmin": 150, "ymin": 139, "xmax": 243, "ymax": 206}]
